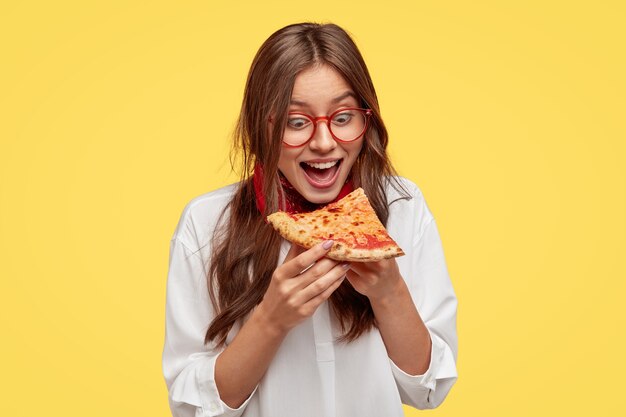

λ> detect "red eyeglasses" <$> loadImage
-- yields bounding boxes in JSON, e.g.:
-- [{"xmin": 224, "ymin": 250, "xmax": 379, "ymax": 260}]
[{"xmin": 276, "ymin": 107, "xmax": 372, "ymax": 147}]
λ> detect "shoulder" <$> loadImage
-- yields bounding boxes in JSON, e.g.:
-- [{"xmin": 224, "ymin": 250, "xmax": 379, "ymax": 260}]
[
  {"xmin": 385, "ymin": 176, "xmax": 431, "ymax": 218},
  {"xmin": 385, "ymin": 176, "xmax": 425, "ymax": 203},
  {"xmin": 384, "ymin": 176, "xmax": 435, "ymax": 245},
  {"xmin": 171, "ymin": 182, "xmax": 239, "ymax": 250}
]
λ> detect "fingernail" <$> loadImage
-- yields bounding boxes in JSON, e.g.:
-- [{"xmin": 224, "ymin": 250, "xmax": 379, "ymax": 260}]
[
  {"xmin": 322, "ymin": 240, "xmax": 334, "ymax": 250},
  {"xmin": 342, "ymin": 263, "xmax": 351, "ymax": 269}
]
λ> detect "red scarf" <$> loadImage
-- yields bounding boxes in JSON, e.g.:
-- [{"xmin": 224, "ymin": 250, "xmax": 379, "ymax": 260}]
[{"xmin": 253, "ymin": 163, "xmax": 354, "ymax": 215}]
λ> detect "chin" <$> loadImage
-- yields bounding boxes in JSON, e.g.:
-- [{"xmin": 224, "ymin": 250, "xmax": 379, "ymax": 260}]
[
  {"xmin": 301, "ymin": 189, "xmax": 338, "ymax": 204},
  {"xmin": 297, "ymin": 180, "xmax": 346, "ymax": 204}
]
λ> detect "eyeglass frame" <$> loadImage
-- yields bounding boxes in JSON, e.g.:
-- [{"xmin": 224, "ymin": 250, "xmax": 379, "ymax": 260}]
[{"xmin": 271, "ymin": 107, "xmax": 373, "ymax": 148}]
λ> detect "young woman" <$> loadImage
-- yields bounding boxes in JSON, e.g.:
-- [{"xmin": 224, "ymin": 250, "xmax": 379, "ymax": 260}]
[{"xmin": 162, "ymin": 23, "xmax": 458, "ymax": 417}]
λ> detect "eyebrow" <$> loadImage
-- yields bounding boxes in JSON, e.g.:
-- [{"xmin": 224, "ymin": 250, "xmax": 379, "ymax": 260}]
[{"xmin": 290, "ymin": 91, "xmax": 357, "ymax": 106}]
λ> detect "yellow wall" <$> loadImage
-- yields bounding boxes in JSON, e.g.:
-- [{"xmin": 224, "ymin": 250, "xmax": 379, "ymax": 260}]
[{"xmin": 1, "ymin": 1, "xmax": 624, "ymax": 416}]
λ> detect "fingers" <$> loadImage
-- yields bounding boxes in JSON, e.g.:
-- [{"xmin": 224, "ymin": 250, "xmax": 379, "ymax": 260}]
[
  {"xmin": 264, "ymin": 242, "xmax": 350, "ymax": 330},
  {"xmin": 296, "ymin": 262, "xmax": 350, "ymax": 305},
  {"xmin": 301, "ymin": 267, "xmax": 348, "ymax": 311},
  {"xmin": 280, "ymin": 240, "xmax": 336, "ymax": 278}
]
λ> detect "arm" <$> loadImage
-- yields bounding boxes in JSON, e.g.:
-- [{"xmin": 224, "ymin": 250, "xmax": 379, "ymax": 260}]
[
  {"xmin": 164, "ymin": 237, "xmax": 348, "ymax": 415},
  {"xmin": 347, "ymin": 258, "xmax": 432, "ymax": 375},
  {"xmin": 368, "ymin": 276, "xmax": 432, "ymax": 376},
  {"xmin": 213, "ymin": 307, "xmax": 287, "ymax": 408},
  {"xmin": 163, "ymin": 237, "xmax": 253, "ymax": 417},
  {"xmin": 346, "ymin": 218, "xmax": 458, "ymax": 409},
  {"xmin": 214, "ymin": 241, "xmax": 348, "ymax": 407}
]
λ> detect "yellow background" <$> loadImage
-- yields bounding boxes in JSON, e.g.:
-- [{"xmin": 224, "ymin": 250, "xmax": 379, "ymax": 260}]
[{"xmin": 1, "ymin": 1, "xmax": 624, "ymax": 416}]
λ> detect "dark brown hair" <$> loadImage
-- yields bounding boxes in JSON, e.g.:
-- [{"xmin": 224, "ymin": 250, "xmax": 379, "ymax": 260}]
[{"xmin": 205, "ymin": 22, "xmax": 408, "ymax": 348}]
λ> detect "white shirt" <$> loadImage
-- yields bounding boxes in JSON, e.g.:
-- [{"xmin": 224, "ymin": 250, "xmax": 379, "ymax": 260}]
[{"xmin": 162, "ymin": 177, "xmax": 458, "ymax": 417}]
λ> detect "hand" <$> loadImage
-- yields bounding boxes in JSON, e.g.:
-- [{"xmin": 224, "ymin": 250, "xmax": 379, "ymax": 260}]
[
  {"xmin": 256, "ymin": 240, "xmax": 349, "ymax": 334},
  {"xmin": 345, "ymin": 259, "xmax": 405, "ymax": 303}
]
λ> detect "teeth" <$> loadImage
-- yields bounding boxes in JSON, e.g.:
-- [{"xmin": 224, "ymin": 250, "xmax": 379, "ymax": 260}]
[{"xmin": 304, "ymin": 160, "xmax": 339, "ymax": 169}]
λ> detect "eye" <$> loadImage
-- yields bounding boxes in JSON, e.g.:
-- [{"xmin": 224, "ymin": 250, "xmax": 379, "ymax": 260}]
[
  {"xmin": 332, "ymin": 111, "xmax": 354, "ymax": 125},
  {"xmin": 287, "ymin": 116, "xmax": 311, "ymax": 130}
]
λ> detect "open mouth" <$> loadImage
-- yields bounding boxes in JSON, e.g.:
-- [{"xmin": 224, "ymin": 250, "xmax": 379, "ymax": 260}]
[{"xmin": 300, "ymin": 159, "xmax": 343, "ymax": 188}]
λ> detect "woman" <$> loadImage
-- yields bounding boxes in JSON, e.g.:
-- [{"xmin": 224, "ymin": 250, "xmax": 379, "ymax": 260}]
[{"xmin": 163, "ymin": 23, "xmax": 458, "ymax": 417}]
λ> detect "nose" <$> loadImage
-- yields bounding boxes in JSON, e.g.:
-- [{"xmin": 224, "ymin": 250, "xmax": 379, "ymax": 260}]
[{"xmin": 308, "ymin": 121, "xmax": 337, "ymax": 153}]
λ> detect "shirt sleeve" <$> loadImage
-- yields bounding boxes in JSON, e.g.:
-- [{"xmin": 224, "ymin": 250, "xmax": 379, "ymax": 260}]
[
  {"xmin": 390, "ymin": 217, "xmax": 458, "ymax": 409},
  {"xmin": 162, "ymin": 237, "xmax": 258, "ymax": 417}
]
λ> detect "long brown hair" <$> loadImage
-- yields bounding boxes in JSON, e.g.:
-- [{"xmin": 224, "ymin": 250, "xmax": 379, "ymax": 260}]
[{"xmin": 205, "ymin": 22, "xmax": 409, "ymax": 348}]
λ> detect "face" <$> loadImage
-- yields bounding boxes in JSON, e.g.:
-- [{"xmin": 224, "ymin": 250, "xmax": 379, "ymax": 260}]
[{"xmin": 277, "ymin": 64, "xmax": 364, "ymax": 204}]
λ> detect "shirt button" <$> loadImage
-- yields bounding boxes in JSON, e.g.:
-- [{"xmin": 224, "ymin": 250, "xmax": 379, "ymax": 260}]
[{"xmin": 208, "ymin": 402, "xmax": 219, "ymax": 413}]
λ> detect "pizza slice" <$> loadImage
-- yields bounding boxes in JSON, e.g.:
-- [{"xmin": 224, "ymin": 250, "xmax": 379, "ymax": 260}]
[{"xmin": 266, "ymin": 188, "xmax": 405, "ymax": 262}]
